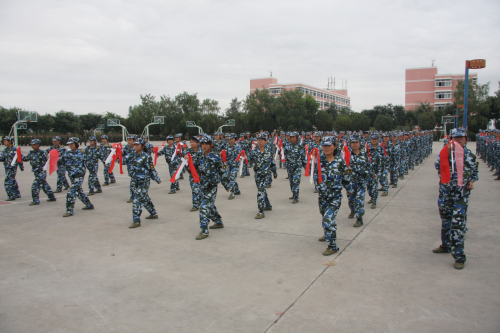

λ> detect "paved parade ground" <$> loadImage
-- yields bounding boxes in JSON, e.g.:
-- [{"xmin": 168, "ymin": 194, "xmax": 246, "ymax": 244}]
[{"xmin": 0, "ymin": 142, "xmax": 499, "ymax": 333}]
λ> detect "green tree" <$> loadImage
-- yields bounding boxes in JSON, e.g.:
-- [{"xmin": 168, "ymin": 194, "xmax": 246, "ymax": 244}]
[
  {"xmin": 393, "ymin": 105, "xmax": 406, "ymax": 127},
  {"xmin": 349, "ymin": 113, "xmax": 371, "ymax": 131},
  {"xmin": 53, "ymin": 110, "xmax": 81, "ymax": 134},
  {"xmin": 373, "ymin": 114, "xmax": 394, "ymax": 131},
  {"xmin": 314, "ymin": 110, "xmax": 333, "ymax": 131},
  {"xmin": 418, "ymin": 112, "xmax": 436, "ymax": 130},
  {"xmin": 454, "ymin": 79, "xmax": 490, "ymax": 132},
  {"xmin": 225, "ymin": 98, "xmax": 242, "ymax": 117},
  {"xmin": 335, "ymin": 114, "xmax": 350, "ymax": 131}
]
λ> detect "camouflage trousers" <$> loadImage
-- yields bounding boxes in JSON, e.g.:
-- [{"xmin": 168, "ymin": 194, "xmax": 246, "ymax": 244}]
[
  {"xmin": 255, "ymin": 174, "xmax": 272, "ymax": 214},
  {"xmin": 55, "ymin": 167, "xmax": 69, "ymax": 191},
  {"xmin": 132, "ymin": 181, "xmax": 156, "ymax": 222},
  {"xmin": 366, "ymin": 175, "xmax": 378, "ymax": 204},
  {"xmin": 31, "ymin": 171, "xmax": 55, "ymax": 203},
  {"xmin": 102, "ymin": 162, "xmax": 116, "ymax": 185},
  {"xmin": 168, "ymin": 163, "xmax": 180, "ymax": 192},
  {"xmin": 347, "ymin": 182, "xmax": 366, "ymax": 223},
  {"xmin": 4, "ymin": 168, "xmax": 21, "ymax": 200},
  {"xmin": 199, "ymin": 185, "xmax": 222, "ymax": 235},
  {"xmin": 243, "ymin": 160, "xmax": 251, "ymax": 176},
  {"xmin": 408, "ymin": 153, "xmax": 415, "ymax": 169},
  {"xmin": 318, "ymin": 195, "xmax": 342, "ymax": 250},
  {"xmin": 87, "ymin": 168, "xmax": 102, "ymax": 193},
  {"xmin": 378, "ymin": 169, "xmax": 389, "ymax": 193},
  {"xmin": 389, "ymin": 166, "xmax": 399, "ymax": 186},
  {"xmin": 288, "ymin": 166, "xmax": 302, "ymax": 201},
  {"xmin": 222, "ymin": 165, "xmax": 240, "ymax": 195},
  {"xmin": 189, "ymin": 175, "xmax": 201, "ymax": 209},
  {"xmin": 66, "ymin": 176, "xmax": 92, "ymax": 214},
  {"xmin": 438, "ymin": 182, "xmax": 470, "ymax": 263},
  {"xmin": 399, "ymin": 155, "xmax": 407, "ymax": 175}
]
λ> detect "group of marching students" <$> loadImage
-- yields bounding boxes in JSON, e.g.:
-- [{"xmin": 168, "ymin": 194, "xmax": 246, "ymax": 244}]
[{"xmin": 1, "ymin": 129, "xmax": 435, "ymax": 256}]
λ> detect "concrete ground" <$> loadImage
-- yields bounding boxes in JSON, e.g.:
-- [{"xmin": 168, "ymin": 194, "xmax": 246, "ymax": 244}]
[{"xmin": 0, "ymin": 142, "xmax": 498, "ymax": 333}]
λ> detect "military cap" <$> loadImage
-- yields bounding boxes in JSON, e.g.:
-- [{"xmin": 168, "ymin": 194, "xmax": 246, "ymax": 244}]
[
  {"xmin": 314, "ymin": 131, "xmax": 321, "ymax": 137},
  {"xmin": 199, "ymin": 135, "xmax": 213, "ymax": 143},
  {"xmin": 175, "ymin": 133, "xmax": 183, "ymax": 138},
  {"xmin": 166, "ymin": 135, "xmax": 174, "ymax": 141},
  {"xmin": 450, "ymin": 128, "xmax": 467, "ymax": 138},
  {"xmin": 52, "ymin": 136, "xmax": 61, "ymax": 141},
  {"xmin": 89, "ymin": 136, "xmax": 97, "ymax": 141},
  {"xmin": 350, "ymin": 135, "xmax": 360, "ymax": 143},
  {"xmin": 2, "ymin": 136, "xmax": 13, "ymax": 142},
  {"xmin": 66, "ymin": 137, "xmax": 80, "ymax": 144},
  {"xmin": 142, "ymin": 135, "xmax": 149, "ymax": 139},
  {"xmin": 134, "ymin": 138, "xmax": 146, "ymax": 145},
  {"xmin": 321, "ymin": 136, "xmax": 337, "ymax": 146},
  {"xmin": 370, "ymin": 134, "xmax": 379, "ymax": 140},
  {"xmin": 127, "ymin": 134, "xmax": 138, "ymax": 140},
  {"xmin": 256, "ymin": 133, "xmax": 268, "ymax": 141},
  {"xmin": 30, "ymin": 139, "xmax": 41, "ymax": 145},
  {"xmin": 280, "ymin": 131, "xmax": 285, "ymax": 135},
  {"xmin": 100, "ymin": 135, "xmax": 108, "ymax": 140}
]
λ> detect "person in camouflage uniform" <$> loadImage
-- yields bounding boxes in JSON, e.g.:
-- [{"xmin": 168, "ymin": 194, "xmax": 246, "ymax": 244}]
[
  {"xmin": 433, "ymin": 128, "xmax": 479, "ymax": 270},
  {"xmin": 366, "ymin": 134, "xmax": 382, "ymax": 209},
  {"xmin": 378, "ymin": 133, "xmax": 390, "ymax": 196},
  {"xmin": 158, "ymin": 135, "xmax": 183, "ymax": 194},
  {"xmin": 0, "ymin": 136, "xmax": 23, "ymax": 200},
  {"xmin": 85, "ymin": 136, "xmax": 102, "ymax": 195},
  {"xmin": 187, "ymin": 135, "xmax": 224, "ymax": 240},
  {"xmin": 388, "ymin": 133, "xmax": 400, "ymax": 188},
  {"xmin": 347, "ymin": 135, "xmax": 370, "ymax": 227},
  {"xmin": 248, "ymin": 133, "xmax": 277, "ymax": 219},
  {"xmin": 46, "ymin": 136, "xmax": 70, "ymax": 192},
  {"xmin": 125, "ymin": 138, "xmax": 161, "ymax": 229},
  {"xmin": 174, "ymin": 133, "xmax": 186, "ymax": 179},
  {"xmin": 283, "ymin": 132, "xmax": 307, "ymax": 203},
  {"xmin": 21, "ymin": 139, "xmax": 56, "ymax": 205},
  {"xmin": 407, "ymin": 132, "xmax": 416, "ymax": 171},
  {"xmin": 314, "ymin": 136, "xmax": 352, "ymax": 256},
  {"xmin": 221, "ymin": 133, "xmax": 242, "ymax": 200},
  {"xmin": 185, "ymin": 136, "xmax": 203, "ymax": 211},
  {"xmin": 243, "ymin": 132, "xmax": 254, "ymax": 177},
  {"xmin": 122, "ymin": 134, "xmax": 137, "ymax": 203},
  {"xmin": 398, "ymin": 132, "xmax": 408, "ymax": 178},
  {"xmin": 61, "ymin": 137, "xmax": 94, "ymax": 216},
  {"xmin": 99, "ymin": 135, "xmax": 116, "ymax": 186}
]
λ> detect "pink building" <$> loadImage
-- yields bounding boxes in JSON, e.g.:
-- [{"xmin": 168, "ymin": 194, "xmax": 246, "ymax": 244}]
[
  {"xmin": 250, "ymin": 77, "xmax": 350, "ymax": 110},
  {"xmin": 405, "ymin": 67, "xmax": 477, "ymax": 111}
]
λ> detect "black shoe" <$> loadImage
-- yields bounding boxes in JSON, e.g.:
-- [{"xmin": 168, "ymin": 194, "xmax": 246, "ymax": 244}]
[
  {"xmin": 82, "ymin": 204, "xmax": 94, "ymax": 210},
  {"xmin": 47, "ymin": 198, "xmax": 57, "ymax": 202}
]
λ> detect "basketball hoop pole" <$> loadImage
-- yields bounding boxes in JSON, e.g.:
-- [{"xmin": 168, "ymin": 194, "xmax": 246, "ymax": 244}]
[
  {"xmin": 9, "ymin": 121, "xmax": 20, "ymax": 147},
  {"xmin": 141, "ymin": 117, "xmax": 164, "ymax": 138}
]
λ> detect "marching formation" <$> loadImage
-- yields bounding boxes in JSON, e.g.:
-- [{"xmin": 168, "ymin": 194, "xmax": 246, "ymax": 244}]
[{"xmin": 1, "ymin": 127, "xmax": 479, "ymax": 269}]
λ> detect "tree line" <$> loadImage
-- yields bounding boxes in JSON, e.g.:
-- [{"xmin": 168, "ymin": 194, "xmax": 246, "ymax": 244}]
[{"xmin": 1, "ymin": 79, "xmax": 498, "ymax": 143}]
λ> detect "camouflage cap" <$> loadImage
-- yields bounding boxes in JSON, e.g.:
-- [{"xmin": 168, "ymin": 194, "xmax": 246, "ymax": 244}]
[
  {"xmin": 66, "ymin": 137, "xmax": 80, "ymax": 144},
  {"xmin": 175, "ymin": 133, "xmax": 183, "ymax": 138},
  {"xmin": 199, "ymin": 134, "xmax": 213, "ymax": 143},
  {"xmin": 450, "ymin": 128, "xmax": 467, "ymax": 138},
  {"xmin": 89, "ymin": 136, "xmax": 97, "ymax": 141},
  {"xmin": 30, "ymin": 139, "xmax": 41, "ymax": 145},
  {"xmin": 166, "ymin": 135, "xmax": 174, "ymax": 141},
  {"xmin": 2, "ymin": 136, "xmax": 13, "ymax": 142},
  {"xmin": 127, "ymin": 134, "xmax": 138, "ymax": 140},
  {"xmin": 257, "ymin": 133, "xmax": 268, "ymax": 141},
  {"xmin": 52, "ymin": 136, "xmax": 61, "ymax": 141},
  {"xmin": 134, "ymin": 138, "xmax": 146, "ymax": 145},
  {"xmin": 350, "ymin": 135, "xmax": 360, "ymax": 143},
  {"xmin": 321, "ymin": 136, "xmax": 337, "ymax": 146},
  {"xmin": 101, "ymin": 135, "xmax": 108, "ymax": 140}
]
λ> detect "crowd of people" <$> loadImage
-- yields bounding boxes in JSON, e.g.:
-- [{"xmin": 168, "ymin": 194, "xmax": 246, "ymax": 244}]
[{"xmin": 1, "ymin": 126, "xmax": 481, "ymax": 269}]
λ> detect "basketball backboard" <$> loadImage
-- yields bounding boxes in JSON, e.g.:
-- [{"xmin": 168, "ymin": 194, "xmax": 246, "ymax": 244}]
[{"xmin": 18, "ymin": 111, "xmax": 37, "ymax": 122}]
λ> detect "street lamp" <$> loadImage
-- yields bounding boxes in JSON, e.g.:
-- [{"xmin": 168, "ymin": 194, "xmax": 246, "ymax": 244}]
[{"xmin": 463, "ymin": 59, "xmax": 486, "ymax": 130}]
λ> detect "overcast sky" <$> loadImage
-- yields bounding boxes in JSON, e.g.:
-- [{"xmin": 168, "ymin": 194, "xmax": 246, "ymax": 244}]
[{"xmin": 1, "ymin": 0, "xmax": 499, "ymax": 116}]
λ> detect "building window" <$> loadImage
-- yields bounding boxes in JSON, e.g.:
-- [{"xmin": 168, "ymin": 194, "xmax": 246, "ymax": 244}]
[
  {"xmin": 435, "ymin": 91, "xmax": 452, "ymax": 99},
  {"xmin": 472, "ymin": 78, "xmax": 477, "ymax": 86},
  {"xmin": 434, "ymin": 103, "xmax": 450, "ymax": 110},
  {"xmin": 435, "ymin": 79, "xmax": 452, "ymax": 87},
  {"xmin": 270, "ymin": 88, "xmax": 282, "ymax": 95}
]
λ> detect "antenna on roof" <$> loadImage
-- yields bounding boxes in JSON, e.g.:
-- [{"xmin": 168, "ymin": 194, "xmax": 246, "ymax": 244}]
[
  {"xmin": 270, "ymin": 70, "xmax": 272, "ymax": 77},
  {"xmin": 432, "ymin": 59, "xmax": 435, "ymax": 67},
  {"xmin": 327, "ymin": 78, "xmax": 330, "ymax": 89}
]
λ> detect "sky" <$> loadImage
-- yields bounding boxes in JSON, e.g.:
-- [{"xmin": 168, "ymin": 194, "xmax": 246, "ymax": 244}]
[{"xmin": 1, "ymin": 0, "xmax": 499, "ymax": 117}]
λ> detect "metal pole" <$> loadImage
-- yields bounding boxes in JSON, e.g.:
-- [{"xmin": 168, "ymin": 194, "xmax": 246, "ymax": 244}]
[
  {"xmin": 13, "ymin": 122, "xmax": 19, "ymax": 147},
  {"xmin": 455, "ymin": 108, "xmax": 459, "ymax": 128},
  {"xmin": 463, "ymin": 64, "xmax": 469, "ymax": 130}
]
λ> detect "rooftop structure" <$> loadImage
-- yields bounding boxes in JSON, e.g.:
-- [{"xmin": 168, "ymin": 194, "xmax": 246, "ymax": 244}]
[{"xmin": 250, "ymin": 77, "xmax": 350, "ymax": 110}]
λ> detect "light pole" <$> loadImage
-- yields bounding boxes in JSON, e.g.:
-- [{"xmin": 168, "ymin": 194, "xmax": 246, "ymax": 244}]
[{"xmin": 463, "ymin": 59, "xmax": 486, "ymax": 130}]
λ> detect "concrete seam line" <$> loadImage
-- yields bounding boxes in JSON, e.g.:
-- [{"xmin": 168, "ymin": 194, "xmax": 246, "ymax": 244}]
[{"xmin": 264, "ymin": 158, "xmax": 427, "ymax": 332}]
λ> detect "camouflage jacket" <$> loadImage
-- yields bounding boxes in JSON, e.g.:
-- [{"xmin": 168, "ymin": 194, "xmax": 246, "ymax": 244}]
[
  {"xmin": 22, "ymin": 149, "xmax": 48, "ymax": 174},
  {"xmin": 248, "ymin": 148, "xmax": 277, "ymax": 177},
  {"xmin": 284, "ymin": 142, "xmax": 307, "ymax": 169},
  {"xmin": 193, "ymin": 152, "xmax": 223, "ymax": 191},
  {"xmin": 158, "ymin": 144, "xmax": 183, "ymax": 166},
  {"xmin": 0, "ymin": 146, "xmax": 21, "ymax": 170},
  {"xmin": 125, "ymin": 151, "xmax": 160, "ymax": 184},
  {"xmin": 314, "ymin": 154, "xmax": 352, "ymax": 199},
  {"xmin": 99, "ymin": 143, "xmax": 113, "ymax": 162},
  {"xmin": 85, "ymin": 145, "xmax": 101, "ymax": 171},
  {"xmin": 367, "ymin": 143, "xmax": 382, "ymax": 175},
  {"xmin": 435, "ymin": 145, "xmax": 479, "ymax": 186},
  {"xmin": 224, "ymin": 144, "xmax": 242, "ymax": 168},
  {"xmin": 46, "ymin": 145, "xmax": 67, "ymax": 166},
  {"xmin": 348, "ymin": 149, "xmax": 370, "ymax": 183},
  {"xmin": 61, "ymin": 148, "xmax": 87, "ymax": 178}
]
